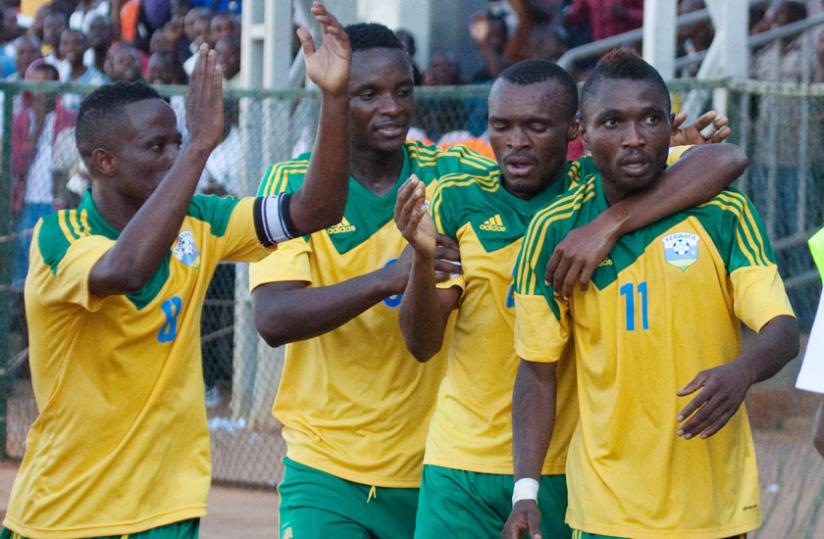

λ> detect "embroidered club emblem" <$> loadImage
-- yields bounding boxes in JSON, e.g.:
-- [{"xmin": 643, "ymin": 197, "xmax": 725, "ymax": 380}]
[
  {"xmin": 662, "ymin": 232, "xmax": 699, "ymax": 270},
  {"xmin": 172, "ymin": 230, "xmax": 201, "ymax": 269}
]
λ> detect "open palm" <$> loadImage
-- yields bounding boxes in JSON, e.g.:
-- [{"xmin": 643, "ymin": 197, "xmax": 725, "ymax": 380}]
[{"xmin": 299, "ymin": 2, "xmax": 351, "ymax": 96}]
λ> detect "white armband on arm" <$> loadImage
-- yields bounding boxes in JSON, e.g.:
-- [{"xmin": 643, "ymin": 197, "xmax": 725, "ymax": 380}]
[
  {"xmin": 512, "ymin": 477, "xmax": 540, "ymax": 506},
  {"xmin": 254, "ymin": 193, "xmax": 298, "ymax": 246}
]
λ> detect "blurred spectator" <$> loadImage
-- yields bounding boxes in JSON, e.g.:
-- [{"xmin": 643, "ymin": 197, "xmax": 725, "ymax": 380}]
[
  {"xmin": 2, "ymin": 6, "xmax": 27, "ymax": 43},
  {"xmin": 84, "ymin": 13, "xmax": 113, "ymax": 72},
  {"xmin": 147, "ymin": 49, "xmax": 184, "ymax": 83},
  {"xmin": 208, "ymin": 12, "xmax": 235, "ymax": 46},
  {"xmin": 11, "ymin": 61, "xmax": 77, "ymax": 289},
  {"xmin": 215, "ymin": 33, "xmax": 239, "ymax": 85},
  {"xmin": 182, "ymin": 5, "xmax": 210, "ymax": 74},
  {"xmin": 141, "ymin": 0, "xmax": 173, "ymax": 33},
  {"xmin": 395, "ymin": 28, "xmax": 423, "ymax": 85},
  {"xmin": 58, "ymin": 29, "xmax": 108, "ymax": 111},
  {"xmin": 751, "ymin": 0, "xmax": 823, "ymax": 326},
  {"xmin": 752, "ymin": 0, "xmax": 812, "ymax": 81},
  {"xmin": 69, "ymin": 0, "xmax": 110, "ymax": 33},
  {"xmin": 30, "ymin": 3, "xmax": 52, "ymax": 43},
  {"xmin": 105, "ymin": 41, "xmax": 142, "ymax": 81},
  {"xmin": 529, "ymin": 23, "xmax": 566, "ymax": 61},
  {"xmin": 818, "ymin": 27, "xmax": 824, "ymax": 72},
  {"xmin": 564, "ymin": 0, "xmax": 644, "ymax": 41},
  {"xmin": 424, "ymin": 51, "xmax": 462, "ymax": 86},
  {"xmin": 42, "ymin": 10, "xmax": 67, "ymax": 63},
  {"xmin": 506, "ymin": 0, "xmax": 556, "ymax": 64},
  {"xmin": 149, "ymin": 26, "xmax": 175, "ymax": 53},
  {"xmin": 9, "ymin": 34, "xmax": 42, "ymax": 81},
  {"xmin": 677, "ymin": 0, "xmax": 713, "ymax": 77},
  {"xmin": 468, "ymin": 11, "xmax": 508, "ymax": 82}
]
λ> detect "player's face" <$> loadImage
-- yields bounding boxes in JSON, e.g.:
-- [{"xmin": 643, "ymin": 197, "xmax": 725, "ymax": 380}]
[
  {"xmin": 580, "ymin": 78, "xmax": 671, "ymax": 202},
  {"xmin": 348, "ymin": 48, "xmax": 415, "ymax": 154},
  {"xmin": 107, "ymin": 99, "xmax": 182, "ymax": 204},
  {"xmin": 488, "ymin": 79, "xmax": 576, "ymax": 199}
]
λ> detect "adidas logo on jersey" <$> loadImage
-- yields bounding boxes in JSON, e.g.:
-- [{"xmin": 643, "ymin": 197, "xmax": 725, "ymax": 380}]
[
  {"xmin": 327, "ymin": 217, "xmax": 356, "ymax": 234},
  {"xmin": 479, "ymin": 214, "xmax": 506, "ymax": 232}
]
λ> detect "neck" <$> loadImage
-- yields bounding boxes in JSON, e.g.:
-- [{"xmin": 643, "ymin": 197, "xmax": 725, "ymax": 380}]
[
  {"xmin": 600, "ymin": 176, "xmax": 630, "ymax": 207},
  {"xmin": 90, "ymin": 181, "xmax": 142, "ymax": 232},
  {"xmin": 501, "ymin": 164, "xmax": 565, "ymax": 201},
  {"xmin": 71, "ymin": 62, "xmax": 86, "ymax": 78},
  {"xmin": 349, "ymin": 145, "xmax": 405, "ymax": 195}
]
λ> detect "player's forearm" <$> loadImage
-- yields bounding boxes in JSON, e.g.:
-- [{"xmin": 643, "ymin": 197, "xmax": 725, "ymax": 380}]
[
  {"xmin": 513, "ymin": 360, "xmax": 556, "ymax": 480},
  {"xmin": 89, "ymin": 145, "xmax": 211, "ymax": 297},
  {"xmin": 288, "ymin": 93, "xmax": 349, "ymax": 235},
  {"xmin": 606, "ymin": 144, "xmax": 748, "ymax": 237},
  {"xmin": 399, "ymin": 252, "xmax": 447, "ymax": 361},
  {"xmin": 252, "ymin": 269, "xmax": 400, "ymax": 348},
  {"xmin": 736, "ymin": 315, "xmax": 799, "ymax": 386}
]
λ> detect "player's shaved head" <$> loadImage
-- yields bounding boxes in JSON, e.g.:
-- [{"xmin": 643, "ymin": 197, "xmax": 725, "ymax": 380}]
[
  {"xmin": 580, "ymin": 48, "xmax": 671, "ymax": 120},
  {"xmin": 498, "ymin": 59, "xmax": 578, "ymax": 119},
  {"xmin": 76, "ymin": 82, "xmax": 163, "ymax": 160},
  {"xmin": 345, "ymin": 22, "xmax": 404, "ymax": 52}
]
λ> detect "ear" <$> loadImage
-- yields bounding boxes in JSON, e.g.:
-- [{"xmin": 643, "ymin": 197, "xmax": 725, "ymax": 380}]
[
  {"xmin": 91, "ymin": 148, "xmax": 117, "ymax": 177},
  {"xmin": 566, "ymin": 117, "xmax": 580, "ymax": 141},
  {"xmin": 577, "ymin": 113, "xmax": 591, "ymax": 149}
]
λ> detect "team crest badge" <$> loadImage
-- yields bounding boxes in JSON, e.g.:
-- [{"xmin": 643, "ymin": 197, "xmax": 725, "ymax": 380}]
[
  {"xmin": 662, "ymin": 232, "xmax": 699, "ymax": 270},
  {"xmin": 173, "ymin": 230, "xmax": 201, "ymax": 269}
]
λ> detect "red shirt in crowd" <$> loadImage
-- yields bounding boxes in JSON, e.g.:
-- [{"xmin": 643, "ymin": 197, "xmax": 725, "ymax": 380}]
[{"xmin": 567, "ymin": 0, "xmax": 645, "ymax": 41}]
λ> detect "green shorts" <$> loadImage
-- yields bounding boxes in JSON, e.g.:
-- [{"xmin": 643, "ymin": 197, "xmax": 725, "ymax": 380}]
[
  {"xmin": 414, "ymin": 465, "xmax": 570, "ymax": 539},
  {"xmin": 278, "ymin": 457, "xmax": 419, "ymax": 539},
  {"xmin": 0, "ymin": 518, "xmax": 198, "ymax": 539},
  {"xmin": 572, "ymin": 530, "xmax": 747, "ymax": 538}
]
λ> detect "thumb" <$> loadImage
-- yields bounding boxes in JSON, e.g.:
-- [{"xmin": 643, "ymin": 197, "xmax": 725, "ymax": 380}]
[
  {"xmin": 297, "ymin": 27, "xmax": 316, "ymax": 56},
  {"xmin": 678, "ymin": 373, "xmax": 706, "ymax": 396}
]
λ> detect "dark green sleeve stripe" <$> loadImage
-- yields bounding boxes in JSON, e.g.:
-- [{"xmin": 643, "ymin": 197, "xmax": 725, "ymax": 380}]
[
  {"xmin": 37, "ymin": 213, "xmax": 72, "ymax": 275},
  {"xmin": 716, "ymin": 191, "xmax": 771, "ymax": 266},
  {"xmin": 257, "ymin": 166, "xmax": 277, "ymax": 197},
  {"xmin": 187, "ymin": 195, "xmax": 242, "ymax": 237}
]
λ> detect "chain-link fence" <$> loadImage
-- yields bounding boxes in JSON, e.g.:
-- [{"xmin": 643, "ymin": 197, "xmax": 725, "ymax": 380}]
[{"xmin": 0, "ymin": 79, "xmax": 823, "ymax": 534}]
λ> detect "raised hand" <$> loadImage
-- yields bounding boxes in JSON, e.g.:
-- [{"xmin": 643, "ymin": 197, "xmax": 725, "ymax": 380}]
[
  {"xmin": 434, "ymin": 234, "xmax": 462, "ymax": 282},
  {"xmin": 670, "ymin": 110, "xmax": 731, "ymax": 146},
  {"xmin": 394, "ymin": 174, "xmax": 436, "ymax": 258},
  {"xmin": 298, "ymin": 1, "xmax": 351, "ymax": 97},
  {"xmin": 185, "ymin": 44, "xmax": 224, "ymax": 152}
]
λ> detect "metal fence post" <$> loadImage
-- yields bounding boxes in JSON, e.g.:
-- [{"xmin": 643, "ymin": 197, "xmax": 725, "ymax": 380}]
[{"xmin": 0, "ymin": 84, "xmax": 16, "ymax": 459}]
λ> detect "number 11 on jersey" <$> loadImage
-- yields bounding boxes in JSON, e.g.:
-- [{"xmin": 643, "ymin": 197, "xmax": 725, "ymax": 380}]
[{"xmin": 620, "ymin": 281, "xmax": 649, "ymax": 331}]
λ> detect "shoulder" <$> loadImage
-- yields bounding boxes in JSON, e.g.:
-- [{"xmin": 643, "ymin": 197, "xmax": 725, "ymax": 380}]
[
  {"xmin": 694, "ymin": 188, "xmax": 758, "ymax": 222},
  {"xmin": 36, "ymin": 209, "xmax": 92, "ymax": 271},
  {"xmin": 258, "ymin": 155, "xmax": 310, "ymax": 196},
  {"xmin": 530, "ymin": 175, "xmax": 597, "ymax": 235},
  {"xmin": 406, "ymin": 140, "xmax": 498, "ymax": 179},
  {"xmin": 432, "ymin": 170, "xmax": 498, "ymax": 215},
  {"xmin": 187, "ymin": 194, "xmax": 244, "ymax": 237}
]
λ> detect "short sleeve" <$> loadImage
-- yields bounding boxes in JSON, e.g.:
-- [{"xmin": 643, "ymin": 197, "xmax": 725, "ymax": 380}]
[
  {"xmin": 188, "ymin": 196, "xmax": 276, "ymax": 262},
  {"xmin": 249, "ymin": 237, "xmax": 313, "ymax": 292},
  {"xmin": 512, "ymin": 214, "xmax": 570, "ymax": 363},
  {"xmin": 667, "ymin": 145, "xmax": 694, "ymax": 165},
  {"xmin": 31, "ymin": 217, "xmax": 114, "ymax": 311},
  {"xmin": 718, "ymin": 191, "xmax": 795, "ymax": 331}
]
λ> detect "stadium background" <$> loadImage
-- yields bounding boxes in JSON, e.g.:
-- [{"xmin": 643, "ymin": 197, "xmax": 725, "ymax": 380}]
[{"xmin": 1, "ymin": 0, "xmax": 824, "ymax": 537}]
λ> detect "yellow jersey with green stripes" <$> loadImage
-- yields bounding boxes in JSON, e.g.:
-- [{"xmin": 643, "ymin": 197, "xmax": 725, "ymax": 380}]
[
  {"xmin": 249, "ymin": 141, "xmax": 498, "ymax": 487},
  {"xmin": 5, "ymin": 192, "xmax": 273, "ymax": 539},
  {"xmin": 514, "ymin": 175, "xmax": 794, "ymax": 539},
  {"xmin": 426, "ymin": 160, "xmax": 594, "ymax": 475}
]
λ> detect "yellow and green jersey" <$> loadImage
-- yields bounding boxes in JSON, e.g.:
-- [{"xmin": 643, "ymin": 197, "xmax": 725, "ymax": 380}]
[
  {"xmin": 514, "ymin": 175, "xmax": 795, "ymax": 538},
  {"xmin": 5, "ymin": 192, "xmax": 274, "ymax": 539},
  {"xmin": 426, "ymin": 159, "xmax": 595, "ymax": 475},
  {"xmin": 249, "ymin": 141, "xmax": 498, "ymax": 487}
]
